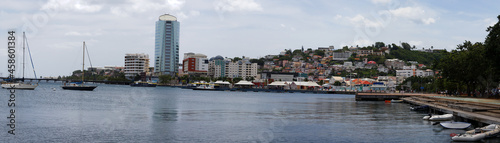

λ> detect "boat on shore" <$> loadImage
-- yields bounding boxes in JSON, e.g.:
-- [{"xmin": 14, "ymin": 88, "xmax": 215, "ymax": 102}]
[
  {"xmin": 130, "ymin": 81, "xmax": 157, "ymax": 87},
  {"xmin": 423, "ymin": 114, "xmax": 453, "ymax": 121},
  {"xmin": 440, "ymin": 121, "xmax": 471, "ymax": 129},
  {"xmin": 451, "ymin": 124, "xmax": 500, "ymax": 142}
]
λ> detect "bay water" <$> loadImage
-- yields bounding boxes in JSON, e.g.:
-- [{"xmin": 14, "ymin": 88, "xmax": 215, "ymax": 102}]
[{"xmin": 0, "ymin": 82, "xmax": 496, "ymax": 142}]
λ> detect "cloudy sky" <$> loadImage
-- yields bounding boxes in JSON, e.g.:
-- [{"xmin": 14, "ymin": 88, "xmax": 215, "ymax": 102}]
[{"xmin": 0, "ymin": 0, "xmax": 498, "ymax": 77}]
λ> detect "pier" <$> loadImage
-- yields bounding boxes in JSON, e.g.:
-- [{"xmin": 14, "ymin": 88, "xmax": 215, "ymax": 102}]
[
  {"xmin": 356, "ymin": 93, "xmax": 500, "ymax": 125},
  {"xmin": 403, "ymin": 96, "xmax": 500, "ymax": 125},
  {"xmin": 354, "ymin": 92, "xmax": 434, "ymax": 101}
]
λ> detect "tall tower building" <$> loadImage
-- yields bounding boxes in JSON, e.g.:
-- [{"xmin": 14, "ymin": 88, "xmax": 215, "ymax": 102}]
[{"xmin": 155, "ymin": 14, "xmax": 180, "ymax": 76}]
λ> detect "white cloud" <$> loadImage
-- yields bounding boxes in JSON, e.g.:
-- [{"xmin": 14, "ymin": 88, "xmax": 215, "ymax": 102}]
[
  {"xmin": 333, "ymin": 14, "xmax": 342, "ymax": 20},
  {"xmin": 214, "ymin": 0, "xmax": 263, "ymax": 13},
  {"xmin": 279, "ymin": 24, "xmax": 296, "ymax": 31},
  {"xmin": 109, "ymin": 0, "xmax": 186, "ymax": 16},
  {"xmin": 409, "ymin": 41, "xmax": 423, "ymax": 46},
  {"xmin": 348, "ymin": 14, "xmax": 383, "ymax": 28},
  {"xmin": 41, "ymin": 0, "xmax": 102, "ymax": 13},
  {"xmin": 484, "ymin": 18, "xmax": 497, "ymax": 27},
  {"xmin": 422, "ymin": 18, "xmax": 436, "ymax": 25},
  {"xmin": 371, "ymin": 0, "xmax": 392, "ymax": 4},
  {"xmin": 64, "ymin": 31, "xmax": 102, "ymax": 36},
  {"xmin": 352, "ymin": 39, "xmax": 373, "ymax": 47},
  {"xmin": 389, "ymin": 7, "xmax": 436, "ymax": 25}
]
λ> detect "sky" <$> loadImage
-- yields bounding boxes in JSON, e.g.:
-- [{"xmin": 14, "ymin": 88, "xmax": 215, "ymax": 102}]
[{"xmin": 0, "ymin": 0, "xmax": 498, "ymax": 78}]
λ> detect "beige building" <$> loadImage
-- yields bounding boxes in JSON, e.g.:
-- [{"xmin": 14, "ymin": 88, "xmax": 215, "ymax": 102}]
[{"xmin": 124, "ymin": 53, "xmax": 150, "ymax": 79}]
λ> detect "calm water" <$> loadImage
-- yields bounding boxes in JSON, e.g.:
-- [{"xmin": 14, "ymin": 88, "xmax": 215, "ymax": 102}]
[{"xmin": 0, "ymin": 82, "xmax": 497, "ymax": 142}]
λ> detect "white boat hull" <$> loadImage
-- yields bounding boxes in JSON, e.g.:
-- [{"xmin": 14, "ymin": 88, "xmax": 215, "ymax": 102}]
[
  {"xmin": 1, "ymin": 83, "xmax": 38, "ymax": 90},
  {"xmin": 422, "ymin": 114, "xmax": 453, "ymax": 121},
  {"xmin": 452, "ymin": 124, "xmax": 500, "ymax": 142},
  {"xmin": 440, "ymin": 122, "xmax": 471, "ymax": 129}
]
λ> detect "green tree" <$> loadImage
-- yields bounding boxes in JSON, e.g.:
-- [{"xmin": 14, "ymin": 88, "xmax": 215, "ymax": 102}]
[
  {"xmin": 317, "ymin": 80, "xmax": 324, "ymax": 86},
  {"xmin": 292, "ymin": 49, "xmax": 302, "ymax": 56},
  {"xmin": 401, "ymin": 42, "xmax": 411, "ymax": 50},
  {"xmin": 233, "ymin": 57, "xmax": 242, "ymax": 62},
  {"xmin": 342, "ymin": 46, "xmax": 349, "ymax": 51},
  {"xmin": 333, "ymin": 81, "xmax": 342, "ymax": 86},
  {"xmin": 484, "ymin": 15, "xmax": 500, "ymax": 82},
  {"xmin": 375, "ymin": 42, "xmax": 385, "ymax": 48},
  {"xmin": 159, "ymin": 74, "xmax": 173, "ymax": 84},
  {"xmin": 314, "ymin": 50, "xmax": 325, "ymax": 57}
]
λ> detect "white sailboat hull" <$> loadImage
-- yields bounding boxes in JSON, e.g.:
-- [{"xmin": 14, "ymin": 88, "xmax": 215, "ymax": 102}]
[{"xmin": 1, "ymin": 83, "xmax": 38, "ymax": 90}]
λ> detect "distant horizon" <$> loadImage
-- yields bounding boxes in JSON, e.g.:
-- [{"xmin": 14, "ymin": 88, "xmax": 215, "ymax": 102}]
[{"xmin": 0, "ymin": 0, "xmax": 498, "ymax": 77}]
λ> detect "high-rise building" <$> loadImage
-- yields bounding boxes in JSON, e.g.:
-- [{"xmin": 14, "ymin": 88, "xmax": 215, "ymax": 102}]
[
  {"xmin": 154, "ymin": 14, "xmax": 180, "ymax": 76},
  {"xmin": 124, "ymin": 53, "xmax": 150, "ymax": 79}
]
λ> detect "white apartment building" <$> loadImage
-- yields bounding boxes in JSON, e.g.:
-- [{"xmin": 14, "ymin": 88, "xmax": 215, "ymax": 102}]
[
  {"xmin": 396, "ymin": 69, "xmax": 434, "ymax": 78},
  {"xmin": 208, "ymin": 56, "xmax": 258, "ymax": 79},
  {"xmin": 225, "ymin": 59, "xmax": 258, "ymax": 79},
  {"xmin": 124, "ymin": 53, "xmax": 150, "ymax": 79}
]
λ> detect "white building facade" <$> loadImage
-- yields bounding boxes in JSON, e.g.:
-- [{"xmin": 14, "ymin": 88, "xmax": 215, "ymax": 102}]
[{"xmin": 124, "ymin": 53, "xmax": 150, "ymax": 79}]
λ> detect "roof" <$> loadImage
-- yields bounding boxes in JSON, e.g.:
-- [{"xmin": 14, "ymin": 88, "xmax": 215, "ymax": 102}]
[
  {"xmin": 269, "ymin": 81, "xmax": 287, "ymax": 86},
  {"xmin": 214, "ymin": 80, "xmax": 231, "ymax": 85},
  {"xmin": 235, "ymin": 80, "xmax": 254, "ymax": 85},
  {"xmin": 332, "ymin": 76, "xmax": 344, "ymax": 81},
  {"xmin": 159, "ymin": 14, "xmax": 177, "ymax": 21}
]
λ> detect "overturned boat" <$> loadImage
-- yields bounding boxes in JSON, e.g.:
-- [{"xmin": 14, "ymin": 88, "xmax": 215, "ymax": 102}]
[
  {"xmin": 422, "ymin": 114, "xmax": 453, "ymax": 121},
  {"xmin": 440, "ymin": 121, "xmax": 471, "ymax": 129},
  {"xmin": 451, "ymin": 124, "xmax": 500, "ymax": 142}
]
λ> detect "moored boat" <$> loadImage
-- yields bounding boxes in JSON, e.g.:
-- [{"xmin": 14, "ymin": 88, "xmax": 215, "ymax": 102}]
[
  {"xmin": 440, "ymin": 121, "xmax": 471, "ymax": 129},
  {"xmin": 2, "ymin": 32, "xmax": 39, "ymax": 90},
  {"xmin": 1, "ymin": 82, "xmax": 38, "ymax": 90},
  {"xmin": 193, "ymin": 84, "xmax": 216, "ymax": 90},
  {"xmin": 423, "ymin": 114, "xmax": 453, "ymax": 121},
  {"xmin": 451, "ymin": 124, "xmax": 500, "ymax": 142},
  {"xmin": 130, "ymin": 81, "xmax": 157, "ymax": 87},
  {"xmin": 410, "ymin": 105, "xmax": 429, "ymax": 111},
  {"xmin": 61, "ymin": 42, "xmax": 98, "ymax": 91},
  {"xmin": 391, "ymin": 99, "xmax": 404, "ymax": 103}
]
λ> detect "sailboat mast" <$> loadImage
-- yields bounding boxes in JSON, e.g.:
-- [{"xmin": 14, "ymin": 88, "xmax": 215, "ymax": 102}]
[
  {"xmin": 23, "ymin": 32, "xmax": 25, "ymax": 81},
  {"xmin": 82, "ymin": 41, "xmax": 85, "ymax": 84}
]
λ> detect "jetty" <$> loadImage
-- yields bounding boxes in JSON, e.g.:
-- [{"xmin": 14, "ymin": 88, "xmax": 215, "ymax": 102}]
[
  {"xmin": 355, "ymin": 92, "xmax": 500, "ymax": 125},
  {"xmin": 355, "ymin": 92, "xmax": 436, "ymax": 101},
  {"xmin": 403, "ymin": 96, "xmax": 500, "ymax": 125}
]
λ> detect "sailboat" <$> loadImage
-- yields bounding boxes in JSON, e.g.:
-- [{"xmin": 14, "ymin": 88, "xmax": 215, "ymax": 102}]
[
  {"xmin": 1, "ymin": 32, "xmax": 38, "ymax": 90},
  {"xmin": 61, "ymin": 41, "xmax": 97, "ymax": 91}
]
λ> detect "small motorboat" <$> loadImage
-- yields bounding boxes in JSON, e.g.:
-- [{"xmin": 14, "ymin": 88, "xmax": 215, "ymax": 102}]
[
  {"xmin": 423, "ymin": 114, "xmax": 453, "ymax": 121},
  {"xmin": 440, "ymin": 121, "xmax": 471, "ymax": 129},
  {"xmin": 451, "ymin": 124, "xmax": 500, "ymax": 142},
  {"xmin": 410, "ymin": 105, "xmax": 429, "ymax": 111},
  {"xmin": 391, "ymin": 99, "xmax": 404, "ymax": 103},
  {"xmin": 192, "ymin": 84, "xmax": 216, "ymax": 90}
]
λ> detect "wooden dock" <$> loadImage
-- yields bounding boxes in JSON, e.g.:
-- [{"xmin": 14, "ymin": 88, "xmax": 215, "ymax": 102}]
[
  {"xmin": 354, "ymin": 92, "xmax": 436, "ymax": 101},
  {"xmin": 402, "ymin": 96, "xmax": 500, "ymax": 125}
]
